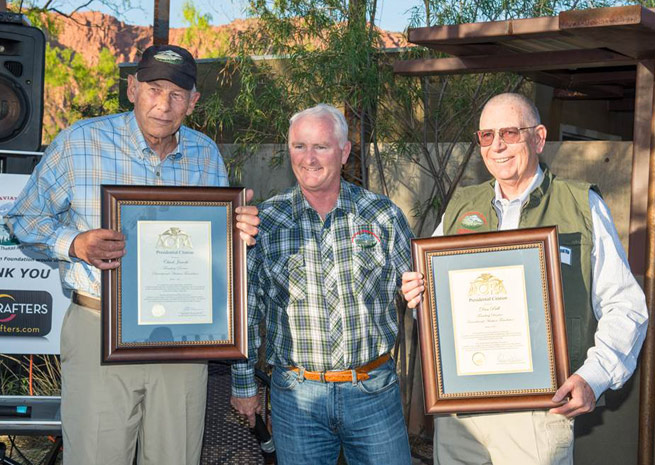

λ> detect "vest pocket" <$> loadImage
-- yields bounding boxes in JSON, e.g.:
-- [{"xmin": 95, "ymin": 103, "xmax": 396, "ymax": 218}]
[{"xmin": 558, "ymin": 233, "xmax": 582, "ymax": 269}]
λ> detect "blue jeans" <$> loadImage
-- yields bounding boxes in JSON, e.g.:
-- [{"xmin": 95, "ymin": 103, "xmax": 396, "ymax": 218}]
[{"xmin": 270, "ymin": 359, "xmax": 412, "ymax": 465}]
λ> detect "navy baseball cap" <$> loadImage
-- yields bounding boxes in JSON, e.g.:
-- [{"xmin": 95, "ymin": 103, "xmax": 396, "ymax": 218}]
[{"xmin": 136, "ymin": 44, "xmax": 197, "ymax": 90}]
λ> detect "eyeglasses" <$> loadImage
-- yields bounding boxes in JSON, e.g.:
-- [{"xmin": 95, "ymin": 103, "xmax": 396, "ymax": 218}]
[{"xmin": 475, "ymin": 126, "xmax": 538, "ymax": 147}]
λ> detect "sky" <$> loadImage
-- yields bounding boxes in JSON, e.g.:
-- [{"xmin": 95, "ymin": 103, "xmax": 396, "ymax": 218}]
[{"xmin": 53, "ymin": 0, "xmax": 422, "ymax": 33}]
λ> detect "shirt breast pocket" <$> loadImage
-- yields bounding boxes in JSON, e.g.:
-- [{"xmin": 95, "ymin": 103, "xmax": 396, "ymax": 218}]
[
  {"xmin": 268, "ymin": 253, "xmax": 306, "ymax": 304},
  {"xmin": 353, "ymin": 247, "xmax": 386, "ymax": 303}
]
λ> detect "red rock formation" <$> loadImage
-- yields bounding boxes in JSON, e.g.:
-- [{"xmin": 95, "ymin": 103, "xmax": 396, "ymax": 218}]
[
  {"xmin": 49, "ymin": 11, "xmax": 408, "ymax": 64},
  {"xmin": 38, "ymin": 10, "xmax": 408, "ymax": 142}
]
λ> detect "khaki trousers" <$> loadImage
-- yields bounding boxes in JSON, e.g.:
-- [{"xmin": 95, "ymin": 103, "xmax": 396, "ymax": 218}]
[
  {"xmin": 61, "ymin": 302, "xmax": 208, "ymax": 465},
  {"xmin": 434, "ymin": 411, "xmax": 574, "ymax": 465}
]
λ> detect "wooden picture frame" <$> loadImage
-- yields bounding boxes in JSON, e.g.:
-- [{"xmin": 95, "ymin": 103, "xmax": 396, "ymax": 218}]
[
  {"xmin": 412, "ymin": 226, "xmax": 569, "ymax": 414},
  {"xmin": 101, "ymin": 185, "xmax": 247, "ymax": 363}
]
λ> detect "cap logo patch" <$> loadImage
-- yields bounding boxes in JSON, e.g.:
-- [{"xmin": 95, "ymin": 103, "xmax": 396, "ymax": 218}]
[{"xmin": 154, "ymin": 50, "xmax": 184, "ymax": 64}]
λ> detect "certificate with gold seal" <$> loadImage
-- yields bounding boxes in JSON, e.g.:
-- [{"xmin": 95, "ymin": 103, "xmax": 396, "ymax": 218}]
[
  {"xmin": 450, "ymin": 266, "xmax": 532, "ymax": 376},
  {"xmin": 137, "ymin": 221, "xmax": 213, "ymax": 326},
  {"xmin": 100, "ymin": 186, "xmax": 247, "ymax": 363},
  {"xmin": 411, "ymin": 227, "xmax": 569, "ymax": 414}
]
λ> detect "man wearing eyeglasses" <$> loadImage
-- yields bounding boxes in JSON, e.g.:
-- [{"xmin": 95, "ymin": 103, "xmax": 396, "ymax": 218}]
[{"xmin": 401, "ymin": 92, "xmax": 647, "ymax": 465}]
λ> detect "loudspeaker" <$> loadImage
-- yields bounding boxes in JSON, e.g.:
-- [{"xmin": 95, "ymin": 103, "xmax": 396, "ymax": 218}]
[{"xmin": 0, "ymin": 21, "xmax": 45, "ymax": 152}]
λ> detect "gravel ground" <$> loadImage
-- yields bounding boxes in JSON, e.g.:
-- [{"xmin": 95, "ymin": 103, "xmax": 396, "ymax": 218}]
[
  {"xmin": 410, "ymin": 433, "xmax": 433, "ymax": 464},
  {"xmin": 0, "ymin": 436, "xmax": 62, "ymax": 465}
]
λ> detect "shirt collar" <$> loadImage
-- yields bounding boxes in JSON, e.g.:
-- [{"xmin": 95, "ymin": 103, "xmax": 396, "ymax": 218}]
[
  {"xmin": 291, "ymin": 180, "xmax": 357, "ymax": 222},
  {"xmin": 126, "ymin": 111, "xmax": 183, "ymax": 161},
  {"xmin": 127, "ymin": 111, "xmax": 150, "ymax": 157},
  {"xmin": 493, "ymin": 164, "xmax": 544, "ymax": 206}
]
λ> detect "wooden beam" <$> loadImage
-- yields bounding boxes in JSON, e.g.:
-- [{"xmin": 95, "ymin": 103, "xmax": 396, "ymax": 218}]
[
  {"xmin": 635, "ymin": 59, "xmax": 655, "ymax": 465},
  {"xmin": 552, "ymin": 85, "xmax": 624, "ymax": 99},
  {"xmin": 567, "ymin": 69, "xmax": 636, "ymax": 86},
  {"xmin": 559, "ymin": 6, "xmax": 655, "ymax": 59},
  {"xmin": 408, "ymin": 6, "xmax": 655, "ymax": 49},
  {"xmin": 521, "ymin": 71, "xmax": 573, "ymax": 90},
  {"xmin": 407, "ymin": 16, "xmax": 560, "ymax": 46},
  {"xmin": 394, "ymin": 49, "xmax": 635, "ymax": 76},
  {"xmin": 407, "ymin": 6, "xmax": 655, "ymax": 61},
  {"xmin": 153, "ymin": 0, "xmax": 170, "ymax": 46},
  {"xmin": 560, "ymin": 5, "xmax": 655, "ymax": 32},
  {"xmin": 522, "ymin": 69, "xmax": 637, "ymax": 95},
  {"xmin": 422, "ymin": 43, "xmax": 506, "ymax": 57},
  {"xmin": 609, "ymin": 98, "xmax": 635, "ymax": 111}
]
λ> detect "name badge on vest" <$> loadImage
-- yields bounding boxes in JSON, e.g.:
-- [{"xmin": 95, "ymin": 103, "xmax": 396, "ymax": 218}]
[{"xmin": 560, "ymin": 246, "xmax": 572, "ymax": 266}]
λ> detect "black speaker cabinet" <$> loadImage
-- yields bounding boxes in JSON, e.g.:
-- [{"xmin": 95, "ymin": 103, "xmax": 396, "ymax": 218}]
[{"xmin": 0, "ymin": 23, "xmax": 45, "ymax": 152}]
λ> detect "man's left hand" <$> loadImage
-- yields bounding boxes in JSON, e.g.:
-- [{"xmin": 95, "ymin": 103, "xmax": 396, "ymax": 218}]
[
  {"xmin": 235, "ymin": 189, "xmax": 260, "ymax": 246},
  {"xmin": 549, "ymin": 374, "xmax": 596, "ymax": 418}
]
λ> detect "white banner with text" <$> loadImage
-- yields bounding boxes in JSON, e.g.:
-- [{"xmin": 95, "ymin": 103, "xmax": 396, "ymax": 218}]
[{"xmin": 0, "ymin": 173, "xmax": 69, "ymax": 354}]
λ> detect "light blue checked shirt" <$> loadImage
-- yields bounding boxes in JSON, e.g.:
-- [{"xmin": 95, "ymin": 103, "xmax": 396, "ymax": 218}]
[
  {"xmin": 6, "ymin": 111, "xmax": 228, "ymax": 297},
  {"xmin": 232, "ymin": 181, "xmax": 413, "ymax": 397}
]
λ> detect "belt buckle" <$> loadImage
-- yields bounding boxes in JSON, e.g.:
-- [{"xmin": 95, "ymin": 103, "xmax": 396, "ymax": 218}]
[{"xmin": 319, "ymin": 371, "xmax": 326, "ymax": 383}]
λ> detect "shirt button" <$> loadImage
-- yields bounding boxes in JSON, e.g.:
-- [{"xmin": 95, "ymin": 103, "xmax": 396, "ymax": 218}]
[{"xmin": 155, "ymin": 171, "xmax": 160, "ymax": 177}]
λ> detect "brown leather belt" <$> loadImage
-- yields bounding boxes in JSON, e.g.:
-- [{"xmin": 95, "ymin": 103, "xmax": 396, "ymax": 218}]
[
  {"xmin": 290, "ymin": 353, "xmax": 391, "ymax": 383},
  {"xmin": 72, "ymin": 291, "xmax": 101, "ymax": 312}
]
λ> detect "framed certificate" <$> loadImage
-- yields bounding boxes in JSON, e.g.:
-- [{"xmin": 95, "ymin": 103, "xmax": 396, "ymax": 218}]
[
  {"xmin": 412, "ymin": 226, "xmax": 569, "ymax": 414},
  {"xmin": 101, "ymin": 185, "xmax": 247, "ymax": 363}
]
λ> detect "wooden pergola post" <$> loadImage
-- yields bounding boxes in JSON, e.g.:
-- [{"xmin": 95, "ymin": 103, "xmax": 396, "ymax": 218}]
[
  {"xmin": 153, "ymin": 0, "xmax": 170, "ymax": 46},
  {"xmin": 636, "ymin": 59, "xmax": 655, "ymax": 465}
]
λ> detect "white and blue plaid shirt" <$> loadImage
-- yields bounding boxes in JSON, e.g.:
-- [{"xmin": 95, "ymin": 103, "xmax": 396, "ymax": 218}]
[
  {"xmin": 232, "ymin": 181, "xmax": 413, "ymax": 397},
  {"xmin": 6, "ymin": 111, "xmax": 228, "ymax": 297}
]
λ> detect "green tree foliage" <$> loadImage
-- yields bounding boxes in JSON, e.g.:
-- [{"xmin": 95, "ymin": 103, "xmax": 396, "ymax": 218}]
[
  {"xmin": 408, "ymin": 0, "xmax": 606, "ymax": 27},
  {"xmin": 43, "ymin": 45, "xmax": 119, "ymax": 142},
  {"xmin": 191, "ymin": 0, "xmax": 643, "ymax": 233},
  {"xmin": 188, "ymin": 0, "xmax": 385, "ymax": 186},
  {"xmin": 189, "ymin": 0, "xmax": 519, "ymax": 216},
  {"xmin": 179, "ymin": 1, "xmax": 232, "ymax": 58}
]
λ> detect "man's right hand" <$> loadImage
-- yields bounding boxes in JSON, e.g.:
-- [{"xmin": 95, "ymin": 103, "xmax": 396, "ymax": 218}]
[
  {"xmin": 401, "ymin": 271, "xmax": 425, "ymax": 309},
  {"xmin": 69, "ymin": 228, "xmax": 126, "ymax": 270},
  {"xmin": 230, "ymin": 395, "xmax": 262, "ymax": 428}
]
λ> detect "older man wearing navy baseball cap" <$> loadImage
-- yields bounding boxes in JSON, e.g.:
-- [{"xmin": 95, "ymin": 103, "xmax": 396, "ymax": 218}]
[{"xmin": 6, "ymin": 44, "xmax": 260, "ymax": 465}]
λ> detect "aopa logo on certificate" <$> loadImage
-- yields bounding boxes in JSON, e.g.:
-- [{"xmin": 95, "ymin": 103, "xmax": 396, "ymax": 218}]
[{"xmin": 138, "ymin": 221, "xmax": 213, "ymax": 326}]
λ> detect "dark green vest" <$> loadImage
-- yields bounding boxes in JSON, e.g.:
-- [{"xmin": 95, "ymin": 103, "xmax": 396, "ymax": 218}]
[{"xmin": 442, "ymin": 164, "xmax": 598, "ymax": 372}]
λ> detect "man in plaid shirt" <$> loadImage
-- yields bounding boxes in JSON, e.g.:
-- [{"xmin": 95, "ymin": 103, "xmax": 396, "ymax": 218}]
[{"xmin": 231, "ymin": 104, "xmax": 413, "ymax": 464}]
